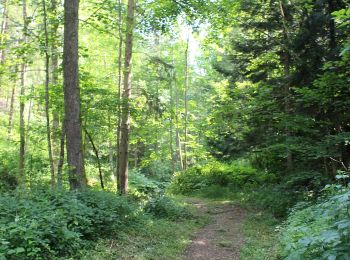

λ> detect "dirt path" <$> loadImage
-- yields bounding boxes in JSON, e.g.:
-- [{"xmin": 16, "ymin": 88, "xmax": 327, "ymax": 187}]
[{"xmin": 184, "ymin": 199, "xmax": 247, "ymax": 260}]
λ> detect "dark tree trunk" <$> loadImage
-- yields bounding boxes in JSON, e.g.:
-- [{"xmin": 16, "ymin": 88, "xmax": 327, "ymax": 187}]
[
  {"xmin": 118, "ymin": 0, "xmax": 135, "ymax": 194},
  {"xmin": 279, "ymin": 0, "xmax": 293, "ymax": 171},
  {"xmin": 63, "ymin": 0, "xmax": 86, "ymax": 190}
]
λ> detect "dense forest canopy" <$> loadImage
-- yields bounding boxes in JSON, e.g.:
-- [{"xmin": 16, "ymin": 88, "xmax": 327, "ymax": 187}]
[{"xmin": 0, "ymin": 0, "xmax": 350, "ymax": 259}]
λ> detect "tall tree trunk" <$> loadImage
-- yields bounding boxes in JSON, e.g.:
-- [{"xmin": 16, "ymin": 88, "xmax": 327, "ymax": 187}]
[
  {"xmin": 116, "ymin": 0, "xmax": 123, "ymax": 190},
  {"xmin": 50, "ymin": 0, "xmax": 61, "ymax": 174},
  {"xmin": 279, "ymin": 0, "xmax": 293, "ymax": 170},
  {"xmin": 183, "ymin": 36, "xmax": 189, "ymax": 170},
  {"xmin": 174, "ymin": 71, "xmax": 184, "ymax": 170},
  {"xmin": 0, "ymin": 0, "xmax": 8, "ymax": 65},
  {"xmin": 169, "ymin": 68, "xmax": 175, "ymax": 174},
  {"xmin": 19, "ymin": 0, "xmax": 27, "ymax": 181},
  {"xmin": 118, "ymin": 0, "xmax": 135, "ymax": 194},
  {"xmin": 63, "ymin": 0, "xmax": 86, "ymax": 190},
  {"xmin": 42, "ymin": 0, "xmax": 55, "ymax": 187}
]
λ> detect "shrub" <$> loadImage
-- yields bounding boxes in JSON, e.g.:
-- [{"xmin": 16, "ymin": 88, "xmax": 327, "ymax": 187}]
[
  {"xmin": 169, "ymin": 161, "xmax": 274, "ymax": 194},
  {"xmin": 0, "ymin": 189, "xmax": 139, "ymax": 259},
  {"xmin": 129, "ymin": 170, "xmax": 165, "ymax": 199},
  {"xmin": 281, "ymin": 186, "xmax": 350, "ymax": 259},
  {"xmin": 144, "ymin": 195, "xmax": 192, "ymax": 220}
]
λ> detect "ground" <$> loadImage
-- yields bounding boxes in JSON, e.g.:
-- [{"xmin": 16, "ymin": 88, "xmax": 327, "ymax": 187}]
[{"xmin": 184, "ymin": 199, "xmax": 247, "ymax": 260}]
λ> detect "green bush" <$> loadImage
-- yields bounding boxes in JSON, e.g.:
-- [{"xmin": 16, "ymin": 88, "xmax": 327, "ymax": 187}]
[
  {"xmin": 129, "ymin": 170, "xmax": 165, "ymax": 199},
  {"xmin": 0, "ymin": 189, "xmax": 139, "ymax": 259},
  {"xmin": 169, "ymin": 161, "xmax": 275, "ymax": 194},
  {"xmin": 281, "ymin": 186, "xmax": 350, "ymax": 259},
  {"xmin": 144, "ymin": 195, "xmax": 192, "ymax": 220}
]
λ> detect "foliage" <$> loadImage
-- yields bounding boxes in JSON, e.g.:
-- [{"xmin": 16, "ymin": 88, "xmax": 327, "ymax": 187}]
[
  {"xmin": 241, "ymin": 212, "xmax": 280, "ymax": 260},
  {"xmin": 129, "ymin": 169, "xmax": 165, "ymax": 199},
  {"xmin": 0, "ymin": 189, "xmax": 138, "ymax": 259},
  {"xmin": 281, "ymin": 186, "xmax": 350, "ymax": 259},
  {"xmin": 169, "ymin": 161, "xmax": 275, "ymax": 194},
  {"xmin": 144, "ymin": 195, "xmax": 192, "ymax": 220}
]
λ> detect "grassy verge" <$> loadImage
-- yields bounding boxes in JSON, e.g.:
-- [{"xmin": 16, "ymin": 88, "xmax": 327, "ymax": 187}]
[
  {"xmin": 241, "ymin": 211, "xmax": 280, "ymax": 260},
  {"xmin": 80, "ymin": 199, "xmax": 207, "ymax": 260}
]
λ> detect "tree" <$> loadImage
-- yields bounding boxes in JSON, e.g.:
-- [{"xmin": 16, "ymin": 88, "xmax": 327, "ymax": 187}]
[
  {"xmin": 42, "ymin": 0, "xmax": 55, "ymax": 187},
  {"xmin": 19, "ymin": 0, "xmax": 27, "ymax": 181},
  {"xmin": 118, "ymin": 0, "xmax": 135, "ymax": 194},
  {"xmin": 63, "ymin": 0, "xmax": 86, "ymax": 190}
]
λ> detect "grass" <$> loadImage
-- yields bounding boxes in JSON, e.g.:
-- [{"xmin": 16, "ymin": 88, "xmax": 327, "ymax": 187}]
[
  {"xmin": 79, "ymin": 199, "xmax": 208, "ymax": 260},
  {"xmin": 240, "ymin": 211, "xmax": 281, "ymax": 260}
]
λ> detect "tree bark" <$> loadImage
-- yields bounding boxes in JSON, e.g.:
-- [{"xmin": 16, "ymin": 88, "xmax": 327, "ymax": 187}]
[
  {"xmin": 50, "ymin": 0, "xmax": 61, "ymax": 175},
  {"xmin": 7, "ymin": 84, "xmax": 15, "ymax": 137},
  {"xmin": 42, "ymin": 0, "xmax": 55, "ymax": 187},
  {"xmin": 0, "ymin": 0, "xmax": 8, "ymax": 65},
  {"xmin": 279, "ymin": 0, "xmax": 293, "ymax": 170},
  {"xmin": 19, "ymin": 0, "xmax": 27, "ymax": 181},
  {"xmin": 118, "ymin": 0, "xmax": 135, "ymax": 194},
  {"xmin": 116, "ymin": 0, "xmax": 123, "ymax": 191},
  {"xmin": 169, "ymin": 68, "xmax": 175, "ymax": 173},
  {"xmin": 183, "ymin": 36, "xmax": 189, "ymax": 170},
  {"xmin": 174, "ymin": 70, "xmax": 184, "ymax": 170},
  {"xmin": 63, "ymin": 0, "xmax": 86, "ymax": 190},
  {"xmin": 57, "ymin": 120, "xmax": 65, "ymax": 186}
]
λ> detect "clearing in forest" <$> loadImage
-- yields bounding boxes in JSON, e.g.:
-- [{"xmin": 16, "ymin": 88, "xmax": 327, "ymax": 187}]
[{"xmin": 184, "ymin": 199, "xmax": 247, "ymax": 260}]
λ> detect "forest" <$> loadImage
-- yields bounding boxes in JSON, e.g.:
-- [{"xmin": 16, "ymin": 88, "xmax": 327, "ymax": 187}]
[{"xmin": 0, "ymin": 0, "xmax": 349, "ymax": 259}]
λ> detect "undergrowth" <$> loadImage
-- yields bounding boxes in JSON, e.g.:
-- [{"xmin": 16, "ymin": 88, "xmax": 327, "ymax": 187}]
[
  {"xmin": 281, "ymin": 185, "xmax": 350, "ymax": 259},
  {"xmin": 0, "ymin": 187, "xmax": 196, "ymax": 259}
]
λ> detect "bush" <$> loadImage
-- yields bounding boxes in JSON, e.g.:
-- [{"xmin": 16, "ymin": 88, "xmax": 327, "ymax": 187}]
[
  {"xmin": 169, "ymin": 161, "xmax": 274, "ymax": 194},
  {"xmin": 0, "ymin": 189, "xmax": 139, "ymax": 259},
  {"xmin": 144, "ymin": 195, "xmax": 192, "ymax": 220},
  {"xmin": 281, "ymin": 186, "xmax": 350, "ymax": 259},
  {"xmin": 129, "ymin": 170, "xmax": 165, "ymax": 199}
]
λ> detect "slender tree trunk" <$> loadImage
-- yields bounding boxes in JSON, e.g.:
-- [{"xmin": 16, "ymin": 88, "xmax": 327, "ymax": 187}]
[
  {"xmin": 328, "ymin": 0, "xmax": 336, "ymax": 50},
  {"xmin": 84, "ymin": 129, "xmax": 104, "ymax": 190},
  {"xmin": 63, "ymin": 0, "xmax": 86, "ymax": 190},
  {"xmin": 174, "ymin": 71, "xmax": 184, "ymax": 170},
  {"xmin": 25, "ymin": 84, "xmax": 34, "ymax": 150},
  {"xmin": 183, "ymin": 36, "xmax": 189, "ymax": 170},
  {"xmin": 50, "ymin": 0, "xmax": 61, "ymax": 174},
  {"xmin": 0, "ymin": 0, "xmax": 8, "ymax": 65},
  {"xmin": 42, "ymin": 0, "xmax": 55, "ymax": 187},
  {"xmin": 0, "ymin": 0, "xmax": 8, "ymax": 102},
  {"xmin": 279, "ymin": 0, "xmax": 293, "ymax": 170},
  {"xmin": 19, "ymin": 0, "xmax": 27, "ymax": 181},
  {"xmin": 116, "ymin": 0, "xmax": 123, "ymax": 190},
  {"xmin": 57, "ymin": 120, "xmax": 65, "ymax": 186},
  {"xmin": 118, "ymin": 0, "xmax": 135, "ymax": 194},
  {"xmin": 7, "ymin": 84, "xmax": 15, "ymax": 137},
  {"xmin": 169, "ymin": 68, "xmax": 175, "ymax": 173},
  {"xmin": 177, "ymin": 131, "xmax": 184, "ymax": 170}
]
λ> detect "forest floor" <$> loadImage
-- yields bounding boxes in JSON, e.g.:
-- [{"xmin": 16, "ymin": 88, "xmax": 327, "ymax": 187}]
[{"xmin": 184, "ymin": 198, "xmax": 247, "ymax": 260}]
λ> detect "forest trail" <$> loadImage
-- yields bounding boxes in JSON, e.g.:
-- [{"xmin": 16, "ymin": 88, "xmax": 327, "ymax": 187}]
[{"xmin": 184, "ymin": 199, "xmax": 247, "ymax": 260}]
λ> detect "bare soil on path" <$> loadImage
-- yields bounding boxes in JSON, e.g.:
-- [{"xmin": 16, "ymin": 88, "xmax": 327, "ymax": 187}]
[{"xmin": 184, "ymin": 199, "xmax": 247, "ymax": 260}]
